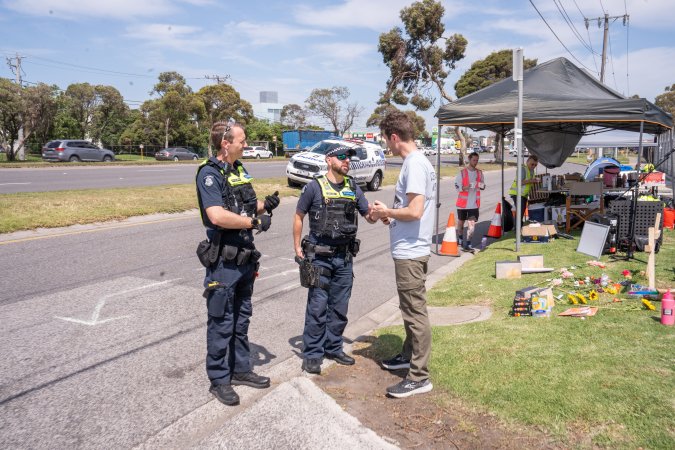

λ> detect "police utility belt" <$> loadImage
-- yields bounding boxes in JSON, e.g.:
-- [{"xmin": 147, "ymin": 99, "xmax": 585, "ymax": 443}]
[
  {"xmin": 301, "ymin": 237, "xmax": 360, "ymax": 257},
  {"xmin": 196, "ymin": 231, "xmax": 260, "ymax": 268}
]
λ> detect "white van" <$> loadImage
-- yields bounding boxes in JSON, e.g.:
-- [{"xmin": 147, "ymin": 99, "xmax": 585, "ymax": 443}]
[{"xmin": 286, "ymin": 139, "xmax": 386, "ymax": 191}]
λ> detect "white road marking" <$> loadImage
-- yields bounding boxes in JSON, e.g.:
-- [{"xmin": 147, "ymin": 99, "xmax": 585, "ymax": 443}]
[
  {"xmin": 257, "ymin": 267, "xmax": 298, "ymax": 282},
  {"xmin": 55, "ymin": 279, "xmax": 180, "ymax": 326},
  {"xmin": 0, "ymin": 182, "xmax": 30, "ymax": 186}
]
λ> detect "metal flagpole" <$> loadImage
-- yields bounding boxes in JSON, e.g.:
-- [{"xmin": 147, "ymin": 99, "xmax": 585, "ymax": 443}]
[
  {"xmin": 513, "ymin": 48, "xmax": 524, "ymax": 252},
  {"xmin": 435, "ymin": 125, "xmax": 442, "ymax": 254}
]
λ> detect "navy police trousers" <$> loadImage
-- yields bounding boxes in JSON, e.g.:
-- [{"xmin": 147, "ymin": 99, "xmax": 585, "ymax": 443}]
[
  {"xmin": 303, "ymin": 252, "xmax": 353, "ymax": 359},
  {"xmin": 205, "ymin": 258, "xmax": 256, "ymax": 386}
]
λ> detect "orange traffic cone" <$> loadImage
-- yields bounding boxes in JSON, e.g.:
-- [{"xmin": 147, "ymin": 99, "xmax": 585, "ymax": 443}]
[
  {"xmin": 523, "ymin": 201, "xmax": 529, "ymax": 222},
  {"xmin": 487, "ymin": 203, "xmax": 503, "ymax": 238},
  {"xmin": 439, "ymin": 212, "xmax": 460, "ymax": 256}
]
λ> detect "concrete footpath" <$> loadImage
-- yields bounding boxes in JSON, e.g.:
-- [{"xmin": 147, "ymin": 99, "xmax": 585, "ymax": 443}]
[{"xmin": 137, "ymin": 252, "xmax": 492, "ymax": 450}]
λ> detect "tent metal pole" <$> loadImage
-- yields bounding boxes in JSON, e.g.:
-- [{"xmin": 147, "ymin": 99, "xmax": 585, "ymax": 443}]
[
  {"xmin": 436, "ymin": 126, "xmax": 443, "ymax": 253},
  {"xmin": 627, "ymin": 120, "xmax": 644, "ymax": 259}
]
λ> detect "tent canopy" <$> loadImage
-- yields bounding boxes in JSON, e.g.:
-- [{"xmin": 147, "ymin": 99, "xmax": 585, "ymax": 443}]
[{"xmin": 435, "ymin": 57, "xmax": 672, "ymax": 167}]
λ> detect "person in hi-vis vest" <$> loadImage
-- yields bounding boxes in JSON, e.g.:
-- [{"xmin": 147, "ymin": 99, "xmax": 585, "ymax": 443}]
[
  {"xmin": 509, "ymin": 154, "xmax": 539, "ymax": 225},
  {"xmin": 454, "ymin": 152, "xmax": 485, "ymax": 252}
]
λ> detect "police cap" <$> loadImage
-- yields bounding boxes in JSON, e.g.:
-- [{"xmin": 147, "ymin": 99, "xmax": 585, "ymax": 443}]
[{"xmin": 325, "ymin": 146, "xmax": 356, "ymax": 159}]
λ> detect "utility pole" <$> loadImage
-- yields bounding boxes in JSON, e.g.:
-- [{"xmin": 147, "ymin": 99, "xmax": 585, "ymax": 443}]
[
  {"xmin": 204, "ymin": 74, "xmax": 230, "ymax": 84},
  {"xmin": 585, "ymin": 13, "xmax": 629, "ymax": 84},
  {"xmin": 6, "ymin": 53, "xmax": 25, "ymax": 160}
]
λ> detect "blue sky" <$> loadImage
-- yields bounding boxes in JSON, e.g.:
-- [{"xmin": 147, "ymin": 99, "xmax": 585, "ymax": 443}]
[{"xmin": 1, "ymin": 0, "xmax": 673, "ymax": 132}]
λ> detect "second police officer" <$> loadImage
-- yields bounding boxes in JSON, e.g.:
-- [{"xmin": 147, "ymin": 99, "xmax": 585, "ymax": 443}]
[
  {"xmin": 196, "ymin": 120, "xmax": 280, "ymax": 406},
  {"xmin": 293, "ymin": 145, "xmax": 376, "ymax": 374}
]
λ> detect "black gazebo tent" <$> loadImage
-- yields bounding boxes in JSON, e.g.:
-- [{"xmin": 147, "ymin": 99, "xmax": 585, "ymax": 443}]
[
  {"xmin": 432, "ymin": 57, "xmax": 672, "ymax": 253},
  {"xmin": 435, "ymin": 57, "xmax": 672, "ymax": 168}
]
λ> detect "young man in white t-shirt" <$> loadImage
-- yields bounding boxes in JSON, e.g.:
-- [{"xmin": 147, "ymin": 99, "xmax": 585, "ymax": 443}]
[{"xmin": 371, "ymin": 111, "xmax": 436, "ymax": 398}]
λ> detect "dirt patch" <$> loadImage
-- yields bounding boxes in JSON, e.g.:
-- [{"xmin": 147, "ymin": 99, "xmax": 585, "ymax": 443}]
[{"xmin": 314, "ymin": 337, "xmax": 567, "ymax": 449}]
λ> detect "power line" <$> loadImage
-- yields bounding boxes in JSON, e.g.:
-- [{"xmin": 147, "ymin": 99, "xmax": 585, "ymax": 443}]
[
  {"xmin": 528, "ymin": 0, "xmax": 594, "ymax": 71},
  {"xmin": 570, "ymin": 0, "xmax": 600, "ymax": 74},
  {"xmin": 553, "ymin": 0, "xmax": 598, "ymax": 56}
]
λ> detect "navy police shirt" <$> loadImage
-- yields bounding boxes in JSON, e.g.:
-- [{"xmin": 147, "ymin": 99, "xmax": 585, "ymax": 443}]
[{"xmin": 296, "ymin": 177, "xmax": 369, "ymax": 246}]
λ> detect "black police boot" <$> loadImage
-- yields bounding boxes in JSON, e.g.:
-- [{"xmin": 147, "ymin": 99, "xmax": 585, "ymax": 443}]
[
  {"xmin": 209, "ymin": 384, "xmax": 240, "ymax": 406},
  {"xmin": 231, "ymin": 371, "xmax": 271, "ymax": 389},
  {"xmin": 325, "ymin": 352, "xmax": 355, "ymax": 366},
  {"xmin": 302, "ymin": 358, "xmax": 322, "ymax": 374}
]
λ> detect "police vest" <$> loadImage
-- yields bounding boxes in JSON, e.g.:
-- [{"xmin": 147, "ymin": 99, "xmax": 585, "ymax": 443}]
[
  {"xmin": 509, "ymin": 165, "xmax": 534, "ymax": 197},
  {"xmin": 456, "ymin": 168, "xmax": 482, "ymax": 208},
  {"xmin": 196, "ymin": 158, "xmax": 258, "ymax": 242},
  {"xmin": 309, "ymin": 175, "xmax": 358, "ymax": 240}
]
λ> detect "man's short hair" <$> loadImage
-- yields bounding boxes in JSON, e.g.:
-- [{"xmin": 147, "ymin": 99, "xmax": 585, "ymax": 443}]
[
  {"xmin": 527, "ymin": 154, "xmax": 538, "ymax": 163},
  {"xmin": 210, "ymin": 120, "xmax": 243, "ymax": 149},
  {"xmin": 379, "ymin": 111, "xmax": 414, "ymax": 142},
  {"xmin": 469, "ymin": 152, "xmax": 479, "ymax": 159}
]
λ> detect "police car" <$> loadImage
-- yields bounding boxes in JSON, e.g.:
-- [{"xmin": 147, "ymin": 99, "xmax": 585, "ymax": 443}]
[{"xmin": 286, "ymin": 139, "xmax": 387, "ymax": 191}]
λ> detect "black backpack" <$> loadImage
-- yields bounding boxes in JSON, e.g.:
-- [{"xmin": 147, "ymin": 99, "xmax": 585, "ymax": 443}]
[{"xmin": 502, "ymin": 198, "xmax": 514, "ymax": 232}]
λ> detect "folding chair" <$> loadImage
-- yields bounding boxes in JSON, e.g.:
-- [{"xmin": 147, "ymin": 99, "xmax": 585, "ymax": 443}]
[{"xmin": 565, "ymin": 181, "xmax": 604, "ymax": 232}]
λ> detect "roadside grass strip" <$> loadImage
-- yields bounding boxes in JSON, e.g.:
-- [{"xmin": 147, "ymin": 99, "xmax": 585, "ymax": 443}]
[
  {"xmin": 0, "ymin": 179, "xmax": 293, "ymax": 233},
  {"xmin": 375, "ymin": 229, "xmax": 674, "ymax": 448}
]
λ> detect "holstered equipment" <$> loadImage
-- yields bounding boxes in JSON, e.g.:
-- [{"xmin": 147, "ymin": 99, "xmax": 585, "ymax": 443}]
[
  {"xmin": 295, "ymin": 256, "xmax": 330, "ymax": 289},
  {"xmin": 196, "ymin": 230, "xmax": 223, "ymax": 268}
]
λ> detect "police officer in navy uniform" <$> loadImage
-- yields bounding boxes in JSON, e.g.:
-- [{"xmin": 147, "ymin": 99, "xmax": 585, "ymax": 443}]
[
  {"xmin": 293, "ymin": 145, "xmax": 375, "ymax": 374},
  {"xmin": 196, "ymin": 120, "xmax": 280, "ymax": 406}
]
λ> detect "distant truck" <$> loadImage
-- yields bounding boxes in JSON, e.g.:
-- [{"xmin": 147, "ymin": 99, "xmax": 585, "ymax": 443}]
[{"xmin": 282, "ymin": 130, "xmax": 336, "ymax": 157}]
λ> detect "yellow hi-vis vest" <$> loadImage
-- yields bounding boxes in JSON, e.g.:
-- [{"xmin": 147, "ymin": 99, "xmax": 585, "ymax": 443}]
[{"xmin": 509, "ymin": 165, "xmax": 533, "ymax": 197}]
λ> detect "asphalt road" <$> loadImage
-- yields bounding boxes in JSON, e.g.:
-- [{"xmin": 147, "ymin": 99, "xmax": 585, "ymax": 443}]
[
  {"xmin": 0, "ymin": 155, "xmax": 493, "ymax": 194},
  {"xmin": 0, "ymin": 161, "xmax": 581, "ymax": 448}
]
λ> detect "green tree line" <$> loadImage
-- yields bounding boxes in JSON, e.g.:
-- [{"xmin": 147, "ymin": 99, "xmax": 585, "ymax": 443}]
[{"xmin": 0, "ymin": 72, "xmax": 295, "ymax": 161}]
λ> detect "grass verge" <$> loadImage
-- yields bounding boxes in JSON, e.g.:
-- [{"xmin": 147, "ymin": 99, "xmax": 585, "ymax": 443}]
[
  {"xmin": 0, "ymin": 163, "xmax": 504, "ymax": 233},
  {"xmin": 373, "ymin": 229, "xmax": 675, "ymax": 448},
  {"xmin": 0, "ymin": 178, "xmax": 294, "ymax": 233}
]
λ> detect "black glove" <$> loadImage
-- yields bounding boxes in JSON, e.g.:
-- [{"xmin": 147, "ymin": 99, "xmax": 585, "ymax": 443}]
[
  {"xmin": 264, "ymin": 191, "xmax": 280, "ymax": 215},
  {"xmin": 253, "ymin": 214, "xmax": 272, "ymax": 234}
]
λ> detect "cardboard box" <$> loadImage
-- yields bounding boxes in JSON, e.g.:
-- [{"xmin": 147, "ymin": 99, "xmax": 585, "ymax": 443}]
[
  {"xmin": 496, "ymin": 261, "xmax": 522, "ymax": 279},
  {"xmin": 521, "ymin": 224, "xmax": 558, "ymax": 243}
]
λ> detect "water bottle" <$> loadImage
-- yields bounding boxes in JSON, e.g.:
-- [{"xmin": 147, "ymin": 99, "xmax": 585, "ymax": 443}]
[
  {"xmin": 661, "ymin": 290, "xmax": 674, "ymax": 326},
  {"xmin": 480, "ymin": 236, "xmax": 487, "ymax": 251}
]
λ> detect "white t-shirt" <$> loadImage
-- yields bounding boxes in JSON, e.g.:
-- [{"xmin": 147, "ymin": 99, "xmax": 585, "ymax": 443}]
[{"xmin": 389, "ymin": 150, "xmax": 437, "ymax": 259}]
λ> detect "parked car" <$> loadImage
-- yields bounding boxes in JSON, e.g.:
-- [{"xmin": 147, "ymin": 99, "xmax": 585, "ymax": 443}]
[
  {"xmin": 243, "ymin": 146, "xmax": 273, "ymax": 159},
  {"xmin": 154, "ymin": 147, "xmax": 199, "ymax": 161},
  {"xmin": 286, "ymin": 138, "xmax": 386, "ymax": 191},
  {"xmin": 41, "ymin": 140, "xmax": 115, "ymax": 162}
]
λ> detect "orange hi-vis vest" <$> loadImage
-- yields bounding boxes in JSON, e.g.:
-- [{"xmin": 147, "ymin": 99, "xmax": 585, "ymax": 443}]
[{"xmin": 456, "ymin": 168, "xmax": 482, "ymax": 209}]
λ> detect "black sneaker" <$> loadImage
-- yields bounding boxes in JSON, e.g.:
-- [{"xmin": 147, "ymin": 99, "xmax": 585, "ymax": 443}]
[
  {"xmin": 302, "ymin": 358, "xmax": 322, "ymax": 374},
  {"xmin": 231, "ymin": 371, "xmax": 270, "ymax": 389},
  {"xmin": 325, "ymin": 352, "xmax": 355, "ymax": 366},
  {"xmin": 209, "ymin": 384, "xmax": 240, "ymax": 406},
  {"xmin": 386, "ymin": 378, "xmax": 433, "ymax": 398},
  {"xmin": 381, "ymin": 354, "xmax": 410, "ymax": 370}
]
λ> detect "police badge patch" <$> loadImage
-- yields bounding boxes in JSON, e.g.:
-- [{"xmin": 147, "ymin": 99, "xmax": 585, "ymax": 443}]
[{"xmin": 204, "ymin": 175, "xmax": 214, "ymax": 187}]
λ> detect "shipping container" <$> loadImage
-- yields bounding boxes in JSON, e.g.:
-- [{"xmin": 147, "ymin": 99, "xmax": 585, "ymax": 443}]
[{"xmin": 283, "ymin": 130, "xmax": 335, "ymax": 153}]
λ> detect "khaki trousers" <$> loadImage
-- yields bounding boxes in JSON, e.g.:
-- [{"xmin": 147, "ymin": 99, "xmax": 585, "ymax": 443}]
[{"xmin": 393, "ymin": 256, "xmax": 431, "ymax": 381}]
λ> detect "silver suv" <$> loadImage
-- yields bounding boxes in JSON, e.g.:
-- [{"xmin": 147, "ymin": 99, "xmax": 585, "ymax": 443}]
[{"xmin": 42, "ymin": 140, "xmax": 115, "ymax": 162}]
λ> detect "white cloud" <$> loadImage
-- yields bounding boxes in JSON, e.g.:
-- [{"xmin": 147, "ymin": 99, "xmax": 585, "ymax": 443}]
[
  {"xmin": 310, "ymin": 42, "xmax": 373, "ymax": 61},
  {"xmin": 2, "ymin": 0, "xmax": 175, "ymax": 19},
  {"xmin": 231, "ymin": 21, "xmax": 331, "ymax": 46},
  {"xmin": 293, "ymin": 0, "xmax": 412, "ymax": 30},
  {"xmin": 124, "ymin": 23, "xmax": 216, "ymax": 53}
]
